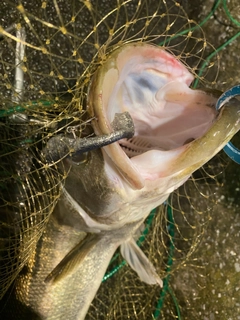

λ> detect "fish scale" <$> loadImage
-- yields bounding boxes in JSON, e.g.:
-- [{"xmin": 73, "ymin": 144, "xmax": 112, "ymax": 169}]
[
  {"xmin": 0, "ymin": 1, "xmax": 235, "ymax": 319},
  {"xmin": 3, "ymin": 42, "xmax": 238, "ymax": 320}
]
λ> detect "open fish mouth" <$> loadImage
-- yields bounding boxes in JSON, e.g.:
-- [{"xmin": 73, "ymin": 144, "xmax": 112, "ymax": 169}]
[{"xmin": 88, "ymin": 43, "xmax": 218, "ymax": 188}]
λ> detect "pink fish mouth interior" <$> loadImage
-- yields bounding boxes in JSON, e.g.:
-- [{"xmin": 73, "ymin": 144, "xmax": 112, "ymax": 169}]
[
  {"xmin": 92, "ymin": 44, "xmax": 217, "ymax": 186},
  {"xmin": 117, "ymin": 79, "xmax": 216, "ymax": 158}
]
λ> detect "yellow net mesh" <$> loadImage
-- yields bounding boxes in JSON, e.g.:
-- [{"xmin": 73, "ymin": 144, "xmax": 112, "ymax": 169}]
[
  {"xmin": 85, "ymin": 157, "xmax": 226, "ymax": 319},
  {"xmin": 0, "ymin": 0, "xmax": 233, "ymax": 319}
]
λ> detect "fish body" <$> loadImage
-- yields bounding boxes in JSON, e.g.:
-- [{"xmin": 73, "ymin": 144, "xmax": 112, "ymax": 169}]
[{"xmin": 2, "ymin": 43, "xmax": 240, "ymax": 320}]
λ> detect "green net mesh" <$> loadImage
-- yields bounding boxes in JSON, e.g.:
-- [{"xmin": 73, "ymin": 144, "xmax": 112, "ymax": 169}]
[{"xmin": 0, "ymin": 0, "xmax": 239, "ymax": 319}]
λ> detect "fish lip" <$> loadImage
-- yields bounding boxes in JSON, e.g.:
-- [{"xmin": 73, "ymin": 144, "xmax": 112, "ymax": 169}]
[{"xmin": 88, "ymin": 43, "xmax": 218, "ymax": 188}]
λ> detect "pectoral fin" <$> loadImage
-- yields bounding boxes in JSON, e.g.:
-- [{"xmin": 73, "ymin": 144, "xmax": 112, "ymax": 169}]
[
  {"xmin": 45, "ymin": 233, "xmax": 100, "ymax": 284},
  {"xmin": 120, "ymin": 239, "xmax": 163, "ymax": 287}
]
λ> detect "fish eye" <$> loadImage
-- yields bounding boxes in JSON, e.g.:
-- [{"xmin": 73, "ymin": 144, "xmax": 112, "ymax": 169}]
[{"xmin": 70, "ymin": 151, "xmax": 90, "ymax": 165}]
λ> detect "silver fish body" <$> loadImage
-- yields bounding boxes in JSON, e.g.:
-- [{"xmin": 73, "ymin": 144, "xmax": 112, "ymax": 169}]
[
  {"xmin": 2, "ymin": 43, "xmax": 240, "ymax": 320},
  {"xmin": 0, "ymin": 200, "xmax": 143, "ymax": 319}
]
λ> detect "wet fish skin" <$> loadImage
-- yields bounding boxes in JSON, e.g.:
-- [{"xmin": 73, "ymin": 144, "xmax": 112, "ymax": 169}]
[
  {"xmin": 2, "ymin": 43, "xmax": 240, "ymax": 320},
  {"xmin": 58, "ymin": 44, "xmax": 240, "ymax": 319},
  {"xmin": 0, "ymin": 205, "xmax": 144, "ymax": 320}
]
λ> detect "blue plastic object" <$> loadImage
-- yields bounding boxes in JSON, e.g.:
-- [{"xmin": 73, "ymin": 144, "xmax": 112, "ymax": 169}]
[{"xmin": 215, "ymin": 85, "xmax": 240, "ymax": 164}]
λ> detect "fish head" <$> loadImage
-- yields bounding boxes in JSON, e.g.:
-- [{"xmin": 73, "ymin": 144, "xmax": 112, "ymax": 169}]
[
  {"xmin": 65, "ymin": 43, "xmax": 240, "ymax": 227},
  {"xmin": 88, "ymin": 43, "xmax": 218, "ymax": 189}
]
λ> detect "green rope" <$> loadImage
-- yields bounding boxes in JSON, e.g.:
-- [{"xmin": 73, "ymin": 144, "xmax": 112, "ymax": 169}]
[
  {"xmin": 153, "ymin": 203, "xmax": 179, "ymax": 319},
  {"xmin": 101, "ymin": 203, "xmax": 180, "ymax": 319},
  {"xmin": 193, "ymin": 0, "xmax": 240, "ymax": 88},
  {"xmin": 102, "ymin": 260, "xmax": 127, "ymax": 282},
  {"xmin": 0, "ymin": 100, "xmax": 54, "ymax": 118},
  {"xmin": 102, "ymin": 208, "xmax": 157, "ymax": 282},
  {"xmin": 1, "ymin": 0, "xmax": 239, "ymax": 317},
  {"xmin": 223, "ymin": 0, "xmax": 240, "ymax": 27},
  {"xmin": 193, "ymin": 31, "xmax": 240, "ymax": 88},
  {"xmin": 159, "ymin": 0, "xmax": 221, "ymax": 47},
  {"xmin": 168, "ymin": 287, "xmax": 182, "ymax": 320}
]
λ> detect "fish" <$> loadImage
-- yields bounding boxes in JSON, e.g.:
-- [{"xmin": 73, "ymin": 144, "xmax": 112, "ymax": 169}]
[{"xmin": 1, "ymin": 42, "xmax": 240, "ymax": 320}]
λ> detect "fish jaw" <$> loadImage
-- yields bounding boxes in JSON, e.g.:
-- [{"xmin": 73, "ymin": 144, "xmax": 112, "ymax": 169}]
[
  {"xmin": 85, "ymin": 42, "xmax": 240, "ymax": 227},
  {"xmin": 88, "ymin": 43, "xmax": 218, "ymax": 197},
  {"xmin": 62, "ymin": 44, "xmax": 224, "ymax": 229}
]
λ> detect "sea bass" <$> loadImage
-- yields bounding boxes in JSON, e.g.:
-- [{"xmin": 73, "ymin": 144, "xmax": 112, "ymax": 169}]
[{"xmin": 2, "ymin": 43, "xmax": 240, "ymax": 320}]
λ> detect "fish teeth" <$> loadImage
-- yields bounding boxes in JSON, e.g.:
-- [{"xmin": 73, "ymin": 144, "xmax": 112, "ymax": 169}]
[{"xmin": 120, "ymin": 137, "xmax": 154, "ymax": 157}]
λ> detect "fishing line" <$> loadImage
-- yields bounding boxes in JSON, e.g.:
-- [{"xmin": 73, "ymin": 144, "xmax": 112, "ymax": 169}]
[
  {"xmin": 192, "ymin": 31, "xmax": 240, "ymax": 89},
  {"xmin": 102, "ymin": 209, "xmax": 156, "ymax": 282},
  {"xmin": 193, "ymin": 0, "xmax": 240, "ymax": 164},
  {"xmin": 143, "ymin": 1, "xmax": 240, "ymax": 316},
  {"xmin": 132, "ymin": 1, "xmax": 240, "ymax": 317},
  {"xmin": 0, "ymin": 1, "xmax": 222, "ymax": 118},
  {"xmin": 153, "ymin": 203, "xmax": 179, "ymax": 320},
  {"xmin": 2, "ymin": 0, "xmax": 239, "ymax": 165},
  {"xmin": 158, "ymin": 0, "xmax": 221, "ymax": 47},
  {"xmin": 0, "ymin": 100, "xmax": 54, "ymax": 118},
  {"xmin": 101, "ymin": 203, "xmax": 181, "ymax": 319},
  {"xmin": 222, "ymin": 0, "xmax": 240, "ymax": 27},
  {"xmin": 1, "ymin": 0, "xmax": 239, "ymax": 318}
]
